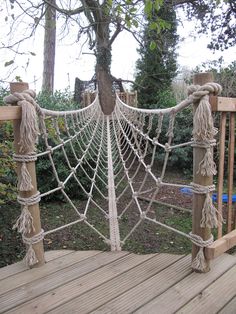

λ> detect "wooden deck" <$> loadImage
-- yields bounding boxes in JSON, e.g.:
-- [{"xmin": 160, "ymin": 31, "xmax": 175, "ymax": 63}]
[{"xmin": 0, "ymin": 250, "xmax": 236, "ymax": 314}]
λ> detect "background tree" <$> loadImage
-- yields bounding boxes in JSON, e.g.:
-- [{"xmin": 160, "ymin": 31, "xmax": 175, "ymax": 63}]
[
  {"xmin": 1, "ymin": 0, "xmax": 236, "ymax": 112},
  {"xmin": 42, "ymin": 0, "xmax": 56, "ymax": 93},
  {"xmin": 195, "ymin": 58, "xmax": 236, "ymax": 98},
  {"xmin": 134, "ymin": 4, "xmax": 178, "ymax": 106}
]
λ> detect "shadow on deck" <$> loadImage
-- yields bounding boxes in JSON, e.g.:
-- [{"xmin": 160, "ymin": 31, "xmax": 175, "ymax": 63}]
[{"xmin": 0, "ymin": 250, "xmax": 236, "ymax": 314}]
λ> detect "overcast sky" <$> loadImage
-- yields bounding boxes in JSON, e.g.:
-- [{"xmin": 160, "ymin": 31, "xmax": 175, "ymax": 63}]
[{"xmin": 0, "ymin": 5, "xmax": 236, "ymax": 91}]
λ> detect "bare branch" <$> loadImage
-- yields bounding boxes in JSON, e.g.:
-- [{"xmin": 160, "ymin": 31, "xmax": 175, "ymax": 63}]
[{"xmin": 43, "ymin": 0, "xmax": 84, "ymax": 16}]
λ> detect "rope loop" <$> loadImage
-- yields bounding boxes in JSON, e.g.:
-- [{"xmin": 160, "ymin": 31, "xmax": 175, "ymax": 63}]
[
  {"xmin": 4, "ymin": 89, "xmax": 41, "ymax": 154},
  {"xmin": 190, "ymin": 183, "xmax": 215, "ymax": 194},
  {"xmin": 17, "ymin": 191, "xmax": 41, "ymax": 206}
]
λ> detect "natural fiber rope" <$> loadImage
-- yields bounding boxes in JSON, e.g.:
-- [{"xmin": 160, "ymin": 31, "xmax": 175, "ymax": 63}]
[
  {"xmin": 17, "ymin": 191, "xmax": 41, "ymax": 206},
  {"xmin": 7, "ymin": 83, "xmax": 221, "ymax": 270}
]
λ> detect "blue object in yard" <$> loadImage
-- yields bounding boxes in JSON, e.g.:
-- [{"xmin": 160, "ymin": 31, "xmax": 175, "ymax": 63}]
[
  {"xmin": 180, "ymin": 187, "xmax": 193, "ymax": 196},
  {"xmin": 180, "ymin": 187, "xmax": 236, "ymax": 203},
  {"xmin": 212, "ymin": 193, "xmax": 236, "ymax": 203}
]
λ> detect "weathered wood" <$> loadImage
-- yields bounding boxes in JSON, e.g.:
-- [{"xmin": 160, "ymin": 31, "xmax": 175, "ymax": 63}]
[
  {"xmin": 205, "ymin": 229, "xmax": 236, "ymax": 260},
  {"xmin": 217, "ymin": 112, "xmax": 227, "ymax": 238},
  {"xmin": 48, "ymin": 254, "xmax": 184, "ymax": 314},
  {"xmin": 10, "ymin": 82, "xmax": 45, "ymax": 268},
  {"xmin": 0, "ymin": 251, "xmax": 235, "ymax": 313},
  {"xmin": 0, "ymin": 250, "xmax": 100, "ymax": 296},
  {"xmin": 0, "ymin": 106, "xmax": 21, "ymax": 120},
  {"xmin": 211, "ymin": 96, "xmax": 236, "ymax": 112},
  {"xmin": 176, "ymin": 264, "xmax": 236, "ymax": 313},
  {"xmin": 7, "ymin": 252, "xmax": 153, "ymax": 314},
  {"xmin": 227, "ymin": 112, "xmax": 235, "ymax": 232},
  {"xmin": 134, "ymin": 254, "xmax": 236, "ymax": 314},
  {"xmin": 89, "ymin": 256, "xmax": 190, "ymax": 314},
  {"xmin": 0, "ymin": 250, "xmax": 74, "ymax": 281},
  {"xmin": 218, "ymin": 295, "xmax": 236, "ymax": 314},
  {"xmin": 0, "ymin": 251, "xmax": 129, "ymax": 312},
  {"xmin": 192, "ymin": 72, "xmax": 214, "ymax": 272}
]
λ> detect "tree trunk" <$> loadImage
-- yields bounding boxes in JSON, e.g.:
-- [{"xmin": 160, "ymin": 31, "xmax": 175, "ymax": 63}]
[
  {"xmin": 96, "ymin": 62, "xmax": 115, "ymax": 115},
  {"xmin": 42, "ymin": 0, "xmax": 56, "ymax": 93},
  {"xmin": 95, "ymin": 12, "xmax": 115, "ymax": 115}
]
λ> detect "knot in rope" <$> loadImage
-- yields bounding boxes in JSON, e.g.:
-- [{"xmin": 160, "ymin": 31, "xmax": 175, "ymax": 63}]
[
  {"xmin": 187, "ymin": 82, "xmax": 222, "ymax": 102},
  {"xmin": 22, "ymin": 229, "xmax": 44, "ymax": 267},
  {"xmin": 189, "ymin": 232, "xmax": 214, "ymax": 248},
  {"xmin": 4, "ymin": 89, "xmax": 40, "ymax": 154},
  {"xmin": 164, "ymin": 143, "xmax": 172, "ymax": 152},
  {"xmin": 156, "ymin": 177, "xmax": 162, "ymax": 187},
  {"xmin": 140, "ymin": 212, "xmax": 146, "ymax": 220},
  {"xmin": 189, "ymin": 232, "xmax": 214, "ymax": 272},
  {"xmin": 190, "ymin": 183, "xmax": 215, "ymax": 194},
  {"xmin": 13, "ymin": 153, "xmax": 37, "ymax": 191},
  {"xmin": 17, "ymin": 191, "xmax": 41, "ymax": 206}
]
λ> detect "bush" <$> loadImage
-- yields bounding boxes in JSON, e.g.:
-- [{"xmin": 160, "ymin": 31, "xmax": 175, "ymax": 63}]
[
  {"xmin": 36, "ymin": 89, "xmax": 79, "ymax": 110},
  {"xmin": 140, "ymin": 89, "xmax": 193, "ymax": 173},
  {"xmin": 0, "ymin": 87, "xmax": 94, "ymax": 203}
]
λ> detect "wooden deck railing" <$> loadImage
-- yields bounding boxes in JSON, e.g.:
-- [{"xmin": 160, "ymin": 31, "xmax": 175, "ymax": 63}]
[{"xmin": 205, "ymin": 94, "xmax": 236, "ymax": 259}]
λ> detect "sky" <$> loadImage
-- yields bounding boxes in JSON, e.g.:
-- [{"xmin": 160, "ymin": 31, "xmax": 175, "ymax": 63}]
[{"xmin": 0, "ymin": 4, "xmax": 236, "ymax": 92}]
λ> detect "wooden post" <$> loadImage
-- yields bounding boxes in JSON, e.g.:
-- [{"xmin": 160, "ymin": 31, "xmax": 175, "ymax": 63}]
[
  {"xmin": 227, "ymin": 112, "xmax": 235, "ymax": 232},
  {"xmin": 192, "ymin": 72, "xmax": 214, "ymax": 272},
  {"xmin": 10, "ymin": 82, "xmax": 45, "ymax": 267},
  {"xmin": 217, "ymin": 112, "xmax": 226, "ymax": 239}
]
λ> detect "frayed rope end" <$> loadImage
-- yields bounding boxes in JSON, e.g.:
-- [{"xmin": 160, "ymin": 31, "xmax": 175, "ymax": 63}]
[
  {"xmin": 200, "ymin": 193, "xmax": 223, "ymax": 228},
  {"xmin": 191, "ymin": 247, "xmax": 208, "ymax": 272},
  {"xmin": 18, "ymin": 162, "xmax": 34, "ymax": 191},
  {"xmin": 13, "ymin": 206, "xmax": 35, "ymax": 234},
  {"xmin": 24, "ymin": 244, "xmax": 38, "ymax": 267},
  {"xmin": 198, "ymin": 148, "xmax": 217, "ymax": 177}
]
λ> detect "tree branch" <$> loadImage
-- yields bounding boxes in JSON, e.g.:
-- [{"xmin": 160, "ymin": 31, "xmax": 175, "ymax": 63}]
[{"xmin": 43, "ymin": 0, "xmax": 84, "ymax": 16}]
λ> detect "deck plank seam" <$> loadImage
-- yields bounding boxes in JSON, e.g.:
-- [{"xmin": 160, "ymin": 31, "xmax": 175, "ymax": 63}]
[
  {"xmin": 49, "ymin": 254, "xmax": 186, "ymax": 313},
  {"xmin": 174, "ymin": 258, "xmax": 236, "ymax": 313},
  {"xmin": 0, "ymin": 251, "xmax": 104, "ymax": 295},
  {"xmin": 0, "ymin": 250, "xmax": 76, "ymax": 281}
]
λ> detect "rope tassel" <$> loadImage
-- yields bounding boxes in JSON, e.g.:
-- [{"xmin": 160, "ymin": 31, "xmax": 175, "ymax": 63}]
[
  {"xmin": 191, "ymin": 247, "xmax": 207, "ymax": 272},
  {"xmin": 13, "ymin": 206, "xmax": 35, "ymax": 234},
  {"xmin": 198, "ymin": 147, "xmax": 217, "ymax": 177},
  {"xmin": 24, "ymin": 244, "xmax": 38, "ymax": 267},
  {"xmin": 18, "ymin": 162, "xmax": 34, "ymax": 191},
  {"xmin": 201, "ymin": 193, "xmax": 222, "ymax": 228},
  {"xmin": 192, "ymin": 95, "xmax": 218, "ymax": 142}
]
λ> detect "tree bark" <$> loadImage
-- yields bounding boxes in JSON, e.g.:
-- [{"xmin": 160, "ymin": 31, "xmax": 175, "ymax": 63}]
[{"xmin": 42, "ymin": 0, "xmax": 56, "ymax": 93}]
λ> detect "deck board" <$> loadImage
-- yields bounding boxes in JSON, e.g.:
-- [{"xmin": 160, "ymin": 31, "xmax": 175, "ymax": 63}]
[
  {"xmin": 219, "ymin": 296, "xmax": 236, "ymax": 314},
  {"xmin": 0, "ymin": 249, "xmax": 74, "ymax": 281},
  {"xmin": 134, "ymin": 253, "xmax": 236, "ymax": 314},
  {"xmin": 0, "ymin": 250, "xmax": 235, "ymax": 314},
  {"xmin": 176, "ymin": 263, "xmax": 236, "ymax": 314}
]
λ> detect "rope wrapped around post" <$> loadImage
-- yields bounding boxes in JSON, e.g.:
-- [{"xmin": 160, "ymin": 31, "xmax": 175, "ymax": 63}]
[
  {"xmin": 4, "ymin": 88, "xmax": 44, "ymax": 267},
  {"xmin": 188, "ymin": 82, "xmax": 222, "ymax": 229},
  {"xmin": 4, "ymin": 90, "xmax": 40, "ymax": 191},
  {"xmin": 190, "ymin": 183, "xmax": 223, "ymax": 228},
  {"xmin": 188, "ymin": 82, "xmax": 221, "ymax": 177},
  {"xmin": 189, "ymin": 232, "xmax": 214, "ymax": 272}
]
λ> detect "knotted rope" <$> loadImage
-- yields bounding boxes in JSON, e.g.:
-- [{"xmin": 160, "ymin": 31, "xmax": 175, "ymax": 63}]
[
  {"xmin": 190, "ymin": 183, "xmax": 223, "ymax": 228},
  {"xmin": 22, "ymin": 229, "xmax": 44, "ymax": 266},
  {"xmin": 189, "ymin": 232, "xmax": 214, "ymax": 272},
  {"xmin": 4, "ymin": 90, "xmax": 40, "ymax": 154},
  {"xmin": 4, "ymin": 90, "xmax": 40, "ymax": 192},
  {"xmin": 188, "ymin": 83, "xmax": 221, "ymax": 177},
  {"xmin": 13, "ymin": 192, "xmax": 41, "ymax": 234}
]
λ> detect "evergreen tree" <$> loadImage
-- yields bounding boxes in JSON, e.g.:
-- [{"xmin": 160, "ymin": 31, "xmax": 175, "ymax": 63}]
[{"xmin": 134, "ymin": 5, "xmax": 178, "ymax": 106}]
